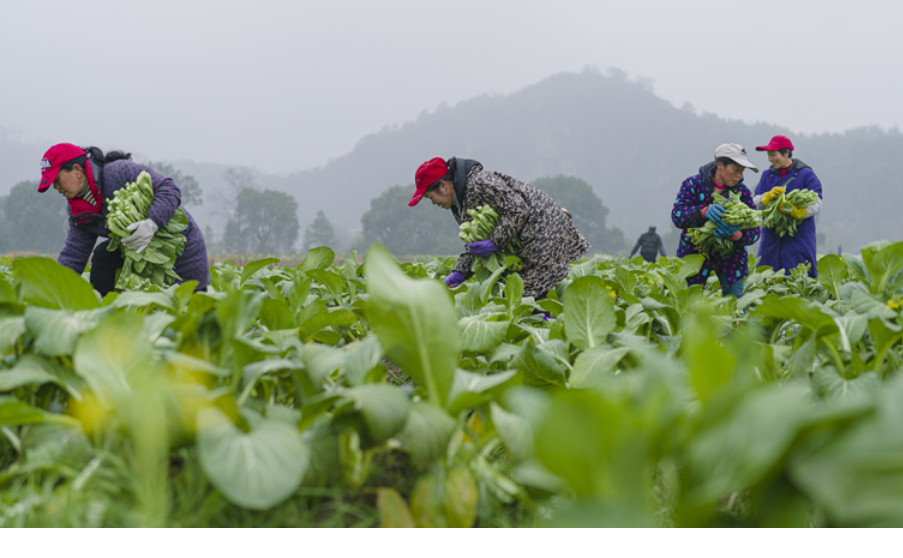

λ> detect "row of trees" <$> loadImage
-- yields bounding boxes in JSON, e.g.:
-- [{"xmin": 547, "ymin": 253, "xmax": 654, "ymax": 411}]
[{"xmin": 1, "ymin": 164, "xmax": 622, "ymax": 258}]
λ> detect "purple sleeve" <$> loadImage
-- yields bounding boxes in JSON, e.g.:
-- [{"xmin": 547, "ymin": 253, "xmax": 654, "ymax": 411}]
[
  {"xmin": 754, "ymin": 172, "xmax": 769, "ymax": 196},
  {"xmin": 671, "ymin": 178, "xmax": 707, "ymax": 229},
  {"xmin": 800, "ymin": 169, "xmax": 823, "ymax": 199},
  {"xmin": 58, "ymin": 222, "xmax": 97, "ymax": 274},
  {"xmin": 735, "ymin": 186, "xmax": 761, "ymax": 247},
  {"xmin": 104, "ymin": 161, "xmax": 181, "ymax": 228}
]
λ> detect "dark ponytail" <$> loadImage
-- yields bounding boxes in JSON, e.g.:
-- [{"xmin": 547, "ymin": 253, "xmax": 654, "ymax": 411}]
[{"xmin": 59, "ymin": 146, "xmax": 132, "ymax": 172}]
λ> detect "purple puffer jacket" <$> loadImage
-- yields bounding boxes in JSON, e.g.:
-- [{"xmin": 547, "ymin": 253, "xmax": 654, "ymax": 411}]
[
  {"xmin": 58, "ymin": 159, "xmax": 211, "ymax": 289},
  {"xmin": 753, "ymin": 159, "xmax": 823, "ymax": 278},
  {"xmin": 671, "ymin": 162, "xmax": 761, "ymax": 287}
]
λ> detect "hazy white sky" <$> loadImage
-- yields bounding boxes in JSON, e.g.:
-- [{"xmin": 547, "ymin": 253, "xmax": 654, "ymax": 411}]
[{"xmin": 2, "ymin": 0, "xmax": 901, "ymax": 173}]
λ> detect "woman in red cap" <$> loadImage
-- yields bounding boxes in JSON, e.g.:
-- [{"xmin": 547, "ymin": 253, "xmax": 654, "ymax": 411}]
[
  {"xmin": 409, "ymin": 157, "xmax": 589, "ymax": 300},
  {"xmin": 752, "ymin": 135, "xmax": 823, "ymax": 277},
  {"xmin": 39, "ymin": 143, "xmax": 210, "ymax": 295}
]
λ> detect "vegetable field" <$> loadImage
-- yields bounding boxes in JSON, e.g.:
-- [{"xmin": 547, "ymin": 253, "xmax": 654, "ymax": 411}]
[{"xmin": 3, "ymin": 242, "xmax": 903, "ymax": 527}]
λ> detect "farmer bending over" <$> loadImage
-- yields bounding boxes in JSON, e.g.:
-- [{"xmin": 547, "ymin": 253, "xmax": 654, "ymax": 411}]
[
  {"xmin": 408, "ymin": 157, "xmax": 589, "ymax": 300},
  {"xmin": 39, "ymin": 143, "xmax": 211, "ymax": 296},
  {"xmin": 753, "ymin": 135, "xmax": 823, "ymax": 277},
  {"xmin": 671, "ymin": 144, "xmax": 761, "ymax": 297},
  {"xmin": 630, "ymin": 226, "xmax": 666, "ymax": 263}
]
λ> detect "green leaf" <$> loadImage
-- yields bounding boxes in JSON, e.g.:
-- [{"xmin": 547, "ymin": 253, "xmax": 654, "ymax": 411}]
[
  {"xmin": 569, "ymin": 346, "xmax": 631, "ymax": 389},
  {"xmin": 564, "ymin": 276, "xmax": 616, "ymax": 350},
  {"xmin": 395, "ymin": 401, "xmax": 457, "ymax": 467},
  {"xmin": 457, "ymin": 314, "xmax": 509, "ymax": 354},
  {"xmin": 443, "ymin": 466, "xmax": 479, "ymax": 528},
  {"xmin": 343, "ymin": 335, "xmax": 384, "ymax": 386},
  {"xmin": 298, "ymin": 247, "xmax": 335, "ymax": 274},
  {"xmin": 0, "ymin": 355, "xmax": 81, "ymax": 399},
  {"xmin": 364, "ymin": 245, "xmax": 458, "ymax": 408},
  {"xmin": 504, "ymin": 273, "xmax": 524, "ymax": 311},
  {"xmin": 490, "ymin": 402, "xmax": 533, "ymax": 464},
  {"xmin": 240, "ymin": 258, "xmax": 280, "ymax": 287},
  {"xmin": 24, "ymin": 306, "xmax": 113, "ymax": 357},
  {"xmin": 73, "ymin": 313, "xmax": 153, "ymax": 405},
  {"xmin": 512, "ymin": 343, "xmax": 567, "ymax": 388},
  {"xmin": 817, "ymin": 254, "xmax": 849, "ymax": 300},
  {"xmin": 197, "ymin": 407, "xmax": 309, "ymax": 510},
  {"xmin": 308, "ymin": 269, "xmax": 346, "ymax": 296},
  {"xmin": 300, "ymin": 344, "xmax": 346, "ymax": 390},
  {"xmin": 12, "ymin": 257, "xmax": 99, "ymax": 311},
  {"xmin": 377, "ymin": 487, "xmax": 416, "ymax": 528},
  {"xmin": 861, "ymin": 241, "xmax": 903, "ymax": 295},
  {"xmin": 0, "ymin": 317, "xmax": 26, "ymax": 355},
  {"xmin": 112, "ymin": 291, "xmax": 175, "ymax": 311},
  {"xmin": 259, "ymin": 298, "xmax": 296, "ymax": 330},
  {"xmin": 0, "ymin": 395, "xmax": 81, "ymax": 428},
  {"xmin": 446, "ymin": 369, "xmax": 520, "ymax": 416},
  {"xmin": 298, "ymin": 308, "xmax": 358, "ymax": 341},
  {"xmin": 343, "ymin": 384, "xmax": 411, "ymax": 447}
]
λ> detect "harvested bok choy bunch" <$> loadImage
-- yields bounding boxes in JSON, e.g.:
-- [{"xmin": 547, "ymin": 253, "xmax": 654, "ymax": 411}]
[{"xmin": 106, "ymin": 171, "xmax": 188, "ymax": 289}]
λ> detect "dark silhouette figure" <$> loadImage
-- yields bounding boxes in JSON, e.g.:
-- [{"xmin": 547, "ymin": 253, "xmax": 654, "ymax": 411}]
[{"xmin": 630, "ymin": 226, "xmax": 666, "ymax": 262}]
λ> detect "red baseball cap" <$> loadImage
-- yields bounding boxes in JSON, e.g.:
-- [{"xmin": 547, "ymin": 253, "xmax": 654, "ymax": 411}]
[
  {"xmin": 755, "ymin": 135, "xmax": 795, "ymax": 152},
  {"xmin": 408, "ymin": 157, "xmax": 448, "ymax": 207},
  {"xmin": 39, "ymin": 143, "xmax": 87, "ymax": 193}
]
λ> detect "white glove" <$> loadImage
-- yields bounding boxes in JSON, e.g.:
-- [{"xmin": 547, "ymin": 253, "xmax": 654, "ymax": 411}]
[{"xmin": 122, "ymin": 218, "xmax": 159, "ymax": 254}]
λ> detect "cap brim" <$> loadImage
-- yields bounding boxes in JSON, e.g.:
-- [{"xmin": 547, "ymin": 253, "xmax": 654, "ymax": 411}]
[
  {"xmin": 755, "ymin": 144, "xmax": 780, "ymax": 152},
  {"xmin": 38, "ymin": 168, "xmax": 60, "ymax": 192},
  {"xmin": 408, "ymin": 191, "xmax": 425, "ymax": 207},
  {"xmin": 729, "ymin": 157, "xmax": 759, "ymax": 173}
]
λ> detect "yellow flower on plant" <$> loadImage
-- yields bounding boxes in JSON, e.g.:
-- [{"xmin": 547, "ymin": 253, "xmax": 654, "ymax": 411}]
[{"xmin": 887, "ymin": 299, "xmax": 901, "ymax": 310}]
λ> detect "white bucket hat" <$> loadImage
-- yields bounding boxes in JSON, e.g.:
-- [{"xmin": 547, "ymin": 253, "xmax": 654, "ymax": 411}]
[{"xmin": 715, "ymin": 143, "xmax": 759, "ymax": 173}]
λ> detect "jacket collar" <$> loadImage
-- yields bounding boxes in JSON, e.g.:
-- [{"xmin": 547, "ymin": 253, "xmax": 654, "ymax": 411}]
[{"xmin": 451, "ymin": 158, "xmax": 482, "ymax": 219}]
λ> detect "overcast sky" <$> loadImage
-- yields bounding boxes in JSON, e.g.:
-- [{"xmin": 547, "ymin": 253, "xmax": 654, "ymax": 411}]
[{"xmin": 2, "ymin": 0, "xmax": 901, "ymax": 173}]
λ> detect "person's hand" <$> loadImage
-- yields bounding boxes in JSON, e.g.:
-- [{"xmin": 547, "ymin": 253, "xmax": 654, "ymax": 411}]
[
  {"xmin": 467, "ymin": 240, "xmax": 498, "ymax": 258},
  {"xmin": 122, "ymin": 218, "xmax": 159, "ymax": 254},
  {"xmin": 761, "ymin": 186, "xmax": 786, "ymax": 205},
  {"xmin": 778, "ymin": 201, "xmax": 807, "ymax": 220},
  {"xmin": 713, "ymin": 221, "xmax": 739, "ymax": 239},
  {"xmin": 443, "ymin": 271, "xmax": 466, "ymax": 288},
  {"xmin": 702, "ymin": 204, "xmax": 725, "ymax": 223}
]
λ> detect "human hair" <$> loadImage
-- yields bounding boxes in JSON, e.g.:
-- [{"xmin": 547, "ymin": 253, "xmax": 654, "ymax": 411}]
[
  {"xmin": 425, "ymin": 157, "xmax": 455, "ymax": 193},
  {"xmin": 778, "ymin": 148, "xmax": 793, "ymax": 158},
  {"xmin": 60, "ymin": 146, "xmax": 132, "ymax": 172},
  {"xmin": 715, "ymin": 156, "xmax": 741, "ymax": 170}
]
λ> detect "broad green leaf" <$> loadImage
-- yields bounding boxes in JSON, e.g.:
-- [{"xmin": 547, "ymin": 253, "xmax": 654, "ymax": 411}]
[
  {"xmin": 240, "ymin": 258, "xmax": 280, "ymax": 287},
  {"xmin": 343, "ymin": 335, "xmax": 384, "ymax": 386},
  {"xmin": 364, "ymin": 245, "xmax": 457, "ymax": 407},
  {"xmin": 861, "ymin": 241, "xmax": 903, "ymax": 295},
  {"xmin": 818, "ymin": 254, "xmax": 849, "ymax": 300},
  {"xmin": 301, "ymin": 344, "xmax": 346, "ymax": 389},
  {"xmin": 564, "ymin": 276, "xmax": 616, "ymax": 350},
  {"xmin": 113, "ymin": 291, "xmax": 175, "ymax": 311},
  {"xmin": 73, "ymin": 313, "xmax": 153, "ymax": 405},
  {"xmin": 446, "ymin": 369, "xmax": 520, "ymax": 416},
  {"xmin": 216, "ymin": 290, "xmax": 264, "ymax": 340},
  {"xmin": 343, "ymin": 384, "xmax": 411, "ymax": 447},
  {"xmin": 259, "ymin": 298, "xmax": 296, "ymax": 330},
  {"xmin": 0, "ymin": 317, "xmax": 26, "ymax": 355},
  {"xmin": 458, "ymin": 314, "xmax": 509, "ymax": 354},
  {"xmin": 0, "ymin": 355, "xmax": 80, "ymax": 398},
  {"xmin": 299, "ymin": 308, "xmax": 358, "ymax": 340},
  {"xmin": 308, "ymin": 269, "xmax": 345, "ymax": 296},
  {"xmin": 410, "ymin": 471, "xmax": 448, "ymax": 527},
  {"xmin": 24, "ymin": 306, "xmax": 112, "ymax": 357},
  {"xmin": 377, "ymin": 487, "xmax": 416, "ymax": 528},
  {"xmin": 298, "ymin": 247, "xmax": 335, "ymax": 274},
  {"xmin": 569, "ymin": 346, "xmax": 631, "ymax": 389},
  {"xmin": 512, "ymin": 343, "xmax": 567, "ymax": 388},
  {"xmin": 443, "ymin": 466, "xmax": 478, "ymax": 528},
  {"xmin": 197, "ymin": 407, "xmax": 309, "ymax": 510},
  {"xmin": 0, "ymin": 395, "xmax": 80, "ymax": 428},
  {"xmin": 752, "ymin": 294, "xmax": 837, "ymax": 334},
  {"xmin": 395, "ymin": 401, "xmax": 456, "ymax": 467},
  {"xmin": 12, "ymin": 257, "xmax": 99, "ymax": 311},
  {"xmin": 490, "ymin": 402, "xmax": 533, "ymax": 464},
  {"xmin": 504, "ymin": 273, "xmax": 524, "ymax": 311}
]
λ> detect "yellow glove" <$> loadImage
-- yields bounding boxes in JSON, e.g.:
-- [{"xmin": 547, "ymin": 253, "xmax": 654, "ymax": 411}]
[
  {"xmin": 761, "ymin": 186, "xmax": 786, "ymax": 205},
  {"xmin": 778, "ymin": 200, "xmax": 807, "ymax": 220}
]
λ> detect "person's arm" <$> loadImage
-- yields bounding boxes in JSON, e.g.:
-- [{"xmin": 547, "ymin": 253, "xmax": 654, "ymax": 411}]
[
  {"xmin": 734, "ymin": 187, "xmax": 762, "ymax": 247},
  {"xmin": 58, "ymin": 221, "xmax": 97, "ymax": 275},
  {"xmin": 801, "ymin": 170, "xmax": 824, "ymax": 219},
  {"xmin": 453, "ymin": 251, "xmax": 475, "ymax": 279},
  {"xmin": 105, "ymin": 161, "xmax": 182, "ymax": 228},
  {"xmin": 671, "ymin": 178, "xmax": 708, "ymax": 229},
  {"xmin": 657, "ymin": 236, "xmax": 666, "ymax": 257},
  {"xmin": 752, "ymin": 174, "xmax": 769, "ymax": 210},
  {"xmin": 630, "ymin": 238, "xmax": 641, "ymax": 256}
]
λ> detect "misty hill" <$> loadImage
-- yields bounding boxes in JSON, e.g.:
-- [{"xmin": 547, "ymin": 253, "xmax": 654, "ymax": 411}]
[{"xmin": 264, "ymin": 68, "xmax": 901, "ymax": 251}]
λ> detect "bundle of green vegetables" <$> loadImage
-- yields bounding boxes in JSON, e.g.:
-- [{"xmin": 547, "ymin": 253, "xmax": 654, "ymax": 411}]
[
  {"xmin": 459, "ymin": 205, "xmax": 521, "ymax": 281},
  {"xmin": 761, "ymin": 189, "xmax": 819, "ymax": 237},
  {"xmin": 106, "ymin": 171, "xmax": 188, "ymax": 289},
  {"xmin": 688, "ymin": 190, "xmax": 762, "ymax": 258}
]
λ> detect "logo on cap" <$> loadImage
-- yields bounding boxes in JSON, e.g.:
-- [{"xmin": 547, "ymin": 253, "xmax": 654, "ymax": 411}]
[{"xmin": 41, "ymin": 158, "xmax": 52, "ymax": 170}]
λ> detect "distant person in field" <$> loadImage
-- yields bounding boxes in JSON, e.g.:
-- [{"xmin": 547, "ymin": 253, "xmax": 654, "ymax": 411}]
[
  {"xmin": 752, "ymin": 135, "xmax": 823, "ymax": 277},
  {"xmin": 39, "ymin": 143, "xmax": 211, "ymax": 296},
  {"xmin": 671, "ymin": 144, "xmax": 762, "ymax": 298},
  {"xmin": 630, "ymin": 226, "xmax": 666, "ymax": 262},
  {"xmin": 408, "ymin": 157, "xmax": 589, "ymax": 300}
]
